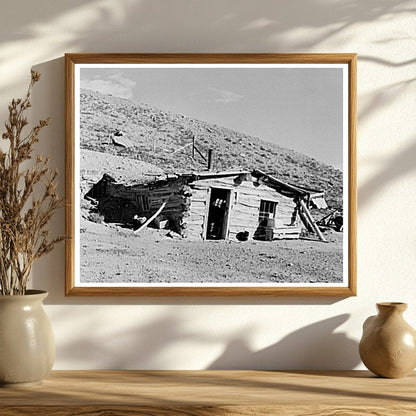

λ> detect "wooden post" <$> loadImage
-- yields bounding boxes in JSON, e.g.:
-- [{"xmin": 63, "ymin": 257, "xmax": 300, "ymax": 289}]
[
  {"xmin": 299, "ymin": 199, "xmax": 327, "ymax": 242},
  {"xmin": 207, "ymin": 149, "xmax": 213, "ymax": 170},
  {"xmin": 193, "ymin": 145, "xmax": 207, "ymax": 162},
  {"xmin": 298, "ymin": 205, "xmax": 313, "ymax": 232},
  {"xmin": 192, "ymin": 135, "xmax": 195, "ymax": 159}
]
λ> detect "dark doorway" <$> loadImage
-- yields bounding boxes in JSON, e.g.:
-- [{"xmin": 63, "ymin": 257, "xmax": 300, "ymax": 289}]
[{"xmin": 206, "ymin": 188, "xmax": 231, "ymax": 240}]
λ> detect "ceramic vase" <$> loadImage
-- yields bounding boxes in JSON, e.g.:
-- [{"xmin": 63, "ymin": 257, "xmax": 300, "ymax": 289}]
[
  {"xmin": 0, "ymin": 290, "xmax": 55, "ymax": 387},
  {"xmin": 359, "ymin": 302, "xmax": 416, "ymax": 378}
]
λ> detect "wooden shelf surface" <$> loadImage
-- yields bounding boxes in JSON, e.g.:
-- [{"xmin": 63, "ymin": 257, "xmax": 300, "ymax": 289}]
[{"xmin": 1, "ymin": 370, "xmax": 415, "ymax": 415}]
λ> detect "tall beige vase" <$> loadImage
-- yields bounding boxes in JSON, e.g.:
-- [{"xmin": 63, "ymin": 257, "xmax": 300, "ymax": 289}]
[
  {"xmin": 0, "ymin": 290, "xmax": 55, "ymax": 387},
  {"xmin": 359, "ymin": 302, "xmax": 416, "ymax": 378}
]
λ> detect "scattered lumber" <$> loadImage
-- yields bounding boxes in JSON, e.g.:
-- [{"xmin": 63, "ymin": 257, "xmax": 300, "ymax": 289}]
[
  {"xmin": 317, "ymin": 210, "xmax": 343, "ymax": 232},
  {"xmin": 134, "ymin": 201, "xmax": 167, "ymax": 234}
]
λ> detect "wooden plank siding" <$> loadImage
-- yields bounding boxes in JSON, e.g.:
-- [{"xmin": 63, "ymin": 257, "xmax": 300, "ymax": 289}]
[
  {"xmin": 187, "ymin": 174, "xmax": 298, "ymax": 241},
  {"xmin": 186, "ymin": 188, "xmax": 209, "ymax": 239},
  {"xmin": 95, "ymin": 173, "xmax": 300, "ymax": 240}
]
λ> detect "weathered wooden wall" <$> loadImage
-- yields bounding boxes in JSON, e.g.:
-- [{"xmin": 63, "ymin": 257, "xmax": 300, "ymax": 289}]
[
  {"xmin": 98, "ymin": 179, "xmax": 187, "ymax": 232},
  {"xmin": 186, "ymin": 174, "xmax": 297, "ymax": 240},
  {"xmin": 95, "ymin": 174, "xmax": 299, "ymax": 239}
]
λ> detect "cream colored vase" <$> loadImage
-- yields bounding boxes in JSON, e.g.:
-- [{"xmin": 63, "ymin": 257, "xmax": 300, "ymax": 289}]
[
  {"xmin": 359, "ymin": 302, "xmax": 416, "ymax": 378},
  {"xmin": 0, "ymin": 290, "xmax": 55, "ymax": 387}
]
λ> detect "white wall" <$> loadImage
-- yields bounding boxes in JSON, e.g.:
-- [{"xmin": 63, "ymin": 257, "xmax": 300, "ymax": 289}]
[{"xmin": 1, "ymin": 0, "xmax": 415, "ymax": 370}]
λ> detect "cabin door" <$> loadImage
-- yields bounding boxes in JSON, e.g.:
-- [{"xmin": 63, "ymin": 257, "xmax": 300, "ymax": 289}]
[{"xmin": 206, "ymin": 188, "xmax": 231, "ymax": 240}]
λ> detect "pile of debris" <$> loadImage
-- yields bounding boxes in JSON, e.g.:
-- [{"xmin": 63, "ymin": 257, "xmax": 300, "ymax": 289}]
[{"xmin": 317, "ymin": 210, "xmax": 343, "ymax": 232}]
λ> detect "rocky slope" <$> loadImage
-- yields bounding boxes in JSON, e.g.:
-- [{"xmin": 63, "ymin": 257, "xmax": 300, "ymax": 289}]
[{"xmin": 80, "ymin": 89, "xmax": 343, "ymax": 208}]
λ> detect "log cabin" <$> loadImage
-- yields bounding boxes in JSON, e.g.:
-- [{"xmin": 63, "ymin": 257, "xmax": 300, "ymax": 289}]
[{"xmin": 85, "ymin": 169, "xmax": 327, "ymax": 241}]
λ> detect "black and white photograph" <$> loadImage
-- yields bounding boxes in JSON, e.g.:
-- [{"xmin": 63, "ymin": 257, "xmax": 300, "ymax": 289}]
[{"xmin": 65, "ymin": 54, "xmax": 356, "ymax": 295}]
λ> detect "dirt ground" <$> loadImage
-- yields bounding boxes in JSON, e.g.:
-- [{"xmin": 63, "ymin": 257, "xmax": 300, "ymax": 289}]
[{"xmin": 80, "ymin": 218, "xmax": 343, "ymax": 284}]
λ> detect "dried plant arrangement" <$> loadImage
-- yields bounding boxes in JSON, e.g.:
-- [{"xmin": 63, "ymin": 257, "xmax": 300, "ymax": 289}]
[{"xmin": 0, "ymin": 71, "xmax": 65, "ymax": 295}]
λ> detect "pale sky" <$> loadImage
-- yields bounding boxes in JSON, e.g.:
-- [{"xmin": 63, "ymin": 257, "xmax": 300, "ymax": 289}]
[{"xmin": 80, "ymin": 66, "xmax": 344, "ymax": 169}]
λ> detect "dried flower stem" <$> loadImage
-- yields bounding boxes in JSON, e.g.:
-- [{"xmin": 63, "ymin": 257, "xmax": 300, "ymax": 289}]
[{"xmin": 0, "ymin": 71, "xmax": 65, "ymax": 295}]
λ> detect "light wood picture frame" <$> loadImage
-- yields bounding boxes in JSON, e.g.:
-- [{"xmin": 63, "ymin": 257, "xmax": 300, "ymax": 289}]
[{"xmin": 65, "ymin": 53, "xmax": 356, "ymax": 296}]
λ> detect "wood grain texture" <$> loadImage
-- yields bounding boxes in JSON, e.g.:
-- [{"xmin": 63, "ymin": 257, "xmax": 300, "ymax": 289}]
[
  {"xmin": 3, "ymin": 405, "xmax": 416, "ymax": 416},
  {"xmin": 65, "ymin": 286, "xmax": 356, "ymax": 297},
  {"xmin": 0, "ymin": 370, "xmax": 415, "ymax": 416},
  {"xmin": 64, "ymin": 53, "xmax": 357, "ymax": 297},
  {"xmin": 65, "ymin": 53, "xmax": 357, "ymax": 64},
  {"xmin": 348, "ymin": 55, "xmax": 358, "ymax": 297},
  {"xmin": 65, "ymin": 54, "xmax": 75, "ymax": 296}
]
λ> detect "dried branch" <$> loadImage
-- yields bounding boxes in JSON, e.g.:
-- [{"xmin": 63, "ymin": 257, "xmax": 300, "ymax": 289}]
[{"xmin": 0, "ymin": 71, "xmax": 65, "ymax": 295}]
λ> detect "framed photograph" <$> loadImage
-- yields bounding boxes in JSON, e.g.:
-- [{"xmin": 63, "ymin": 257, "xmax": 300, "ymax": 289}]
[{"xmin": 65, "ymin": 53, "xmax": 356, "ymax": 296}]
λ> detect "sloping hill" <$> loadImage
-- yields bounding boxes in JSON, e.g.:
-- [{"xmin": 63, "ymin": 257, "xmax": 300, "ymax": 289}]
[{"xmin": 80, "ymin": 89, "xmax": 343, "ymax": 208}]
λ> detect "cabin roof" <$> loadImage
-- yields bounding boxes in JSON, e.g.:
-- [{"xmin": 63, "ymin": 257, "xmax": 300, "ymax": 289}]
[
  {"xmin": 101, "ymin": 168, "xmax": 325, "ymax": 201},
  {"xmin": 252, "ymin": 169, "xmax": 308, "ymax": 198}
]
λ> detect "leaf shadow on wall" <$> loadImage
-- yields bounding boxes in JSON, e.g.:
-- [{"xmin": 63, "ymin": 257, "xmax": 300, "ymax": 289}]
[
  {"xmin": 53, "ymin": 312, "xmax": 214, "ymax": 369},
  {"xmin": 356, "ymin": 54, "xmax": 416, "ymax": 211},
  {"xmin": 57, "ymin": 0, "xmax": 413, "ymax": 53},
  {"xmin": 207, "ymin": 314, "xmax": 360, "ymax": 370},
  {"xmin": 52, "ymin": 307, "xmax": 359, "ymax": 370},
  {"xmin": 358, "ymin": 139, "xmax": 416, "ymax": 210},
  {"xmin": 0, "ymin": 0, "xmax": 414, "ymax": 97}
]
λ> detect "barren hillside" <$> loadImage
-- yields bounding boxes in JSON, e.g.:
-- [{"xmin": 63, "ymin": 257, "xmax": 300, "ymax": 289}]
[{"xmin": 80, "ymin": 89, "xmax": 343, "ymax": 208}]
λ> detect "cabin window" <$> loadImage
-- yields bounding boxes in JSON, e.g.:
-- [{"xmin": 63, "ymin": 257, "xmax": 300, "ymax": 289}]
[
  {"xmin": 259, "ymin": 200, "xmax": 277, "ymax": 226},
  {"xmin": 136, "ymin": 194, "xmax": 149, "ymax": 212}
]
